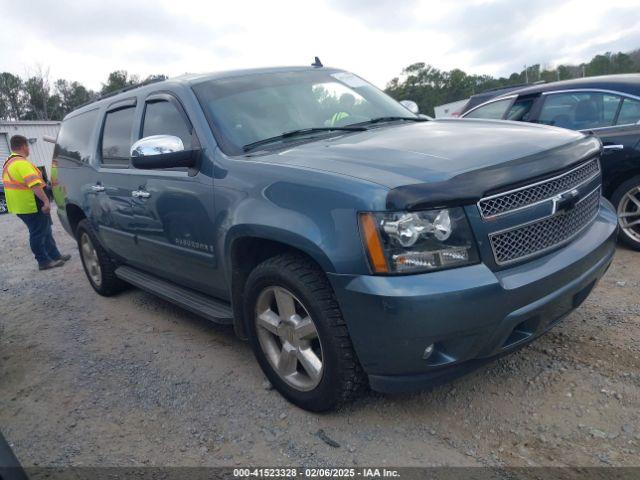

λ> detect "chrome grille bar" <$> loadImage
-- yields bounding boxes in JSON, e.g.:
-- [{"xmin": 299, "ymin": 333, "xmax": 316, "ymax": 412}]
[
  {"xmin": 478, "ymin": 158, "xmax": 600, "ymax": 219},
  {"xmin": 489, "ymin": 186, "xmax": 601, "ymax": 266}
]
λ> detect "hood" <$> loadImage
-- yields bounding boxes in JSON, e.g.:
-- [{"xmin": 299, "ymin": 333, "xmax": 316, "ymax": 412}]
[{"xmin": 262, "ymin": 119, "xmax": 601, "ymax": 209}]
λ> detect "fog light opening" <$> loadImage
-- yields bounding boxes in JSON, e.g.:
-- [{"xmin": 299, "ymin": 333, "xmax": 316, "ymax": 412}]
[{"xmin": 422, "ymin": 343, "xmax": 435, "ymax": 360}]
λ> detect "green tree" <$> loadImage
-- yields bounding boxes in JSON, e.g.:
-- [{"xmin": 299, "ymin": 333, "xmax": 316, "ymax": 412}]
[
  {"xmin": 55, "ymin": 79, "xmax": 95, "ymax": 116},
  {"xmin": 0, "ymin": 72, "xmax": 25, "ymax": 120},
  {"xmin": 101, "ymin": 70, "xmax": 139, "ymax": 95},
  {"xmin": 23, "ymin": 72, "xmax": 52, "ymax": 120},
  {"xmin": 386, "ymin": 49, "xmax": 640, "ymax": 116}
]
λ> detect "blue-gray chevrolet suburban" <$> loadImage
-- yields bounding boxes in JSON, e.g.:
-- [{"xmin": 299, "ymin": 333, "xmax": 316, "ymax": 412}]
[{"xmin": 52, "ymin": 66, "xmax": 618, "ymax": 411}]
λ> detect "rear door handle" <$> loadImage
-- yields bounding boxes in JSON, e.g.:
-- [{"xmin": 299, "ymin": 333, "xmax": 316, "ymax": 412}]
[
  {"xmin": 90, "ymin": 184, "xmax": 105, "ymax": 192},
  {"xmin": 603, "ymin": 144, "xmax": 624, "ymax": 150},
  {"xmin": 132, "ymin": 190, "xmax": 151, "ymax": 198}
]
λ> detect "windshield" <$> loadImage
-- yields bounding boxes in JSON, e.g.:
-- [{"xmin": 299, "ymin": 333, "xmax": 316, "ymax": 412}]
[{"xmin": 192, "ymin": 69, "xmax": 416, "ymax": 155}]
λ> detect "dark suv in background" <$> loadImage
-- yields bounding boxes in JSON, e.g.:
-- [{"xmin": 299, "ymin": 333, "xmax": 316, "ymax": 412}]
[
  {"xmin": 462, "ymin": 74, "xmax": 640, "ymax": 250},
  {"xmin": 0, "ymin": 180, "xmax": 6, "ymax": 214},
  {"xmin": 52, "ymin": 66, "xmax": 617, "ymax": 411}
]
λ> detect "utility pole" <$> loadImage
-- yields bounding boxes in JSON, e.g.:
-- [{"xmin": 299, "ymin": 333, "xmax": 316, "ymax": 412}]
[{"xmin": 524, "ymin": 65, "xmax": 528, "ymax": 83}]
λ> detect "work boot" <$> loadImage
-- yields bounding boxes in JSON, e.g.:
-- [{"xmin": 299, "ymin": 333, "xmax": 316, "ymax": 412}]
[
  {"xmin": 57, "ymin": 254, "xmax": 72, "ymax": 262},
  {"xmin": 39, "ymin": 259, "xmax": 65, "ymax": 270}
]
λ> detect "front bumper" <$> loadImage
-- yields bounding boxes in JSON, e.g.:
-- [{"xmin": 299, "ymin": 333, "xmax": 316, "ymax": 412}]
[{"xmin": 328, "ymin": 200, "xmax": 617, "ymax": 393}]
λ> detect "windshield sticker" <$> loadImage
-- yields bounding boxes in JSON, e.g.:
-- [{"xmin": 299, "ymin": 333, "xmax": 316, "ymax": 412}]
[{"xmin": 331, "ymin": 72, "xmax": 368, "ymax": 88}]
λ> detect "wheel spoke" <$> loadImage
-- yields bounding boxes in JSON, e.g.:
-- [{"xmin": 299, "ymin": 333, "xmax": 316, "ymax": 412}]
[
  {"xmin": 295, "ymin": 316, "xmax": 317, "ymax": 341},
  {"xmin": 625, "ymin": 218, "xmax": 640, "ymax": 228},
  {"xmin": 619, "ymin": 211, "xmax": 640, "ymax": 218},
  {"xmin": 626, "ymin": 192, "xmax": 640, "ymax": 209},
  {"xmin": 274, "ymin": 288, "xmax": 296, "ymax": 320},
  {"xmin": 277, "ymin": 345, "xmax": 298, "ymax": 376},
  {"xmin": 297, "ymin": 348, "xmax": 322, "ymax": 381},
  {"xmin": 257, "ymin": 309, "xmax": 281, "ymax": 334},
  {"xmin": 82, "ymin": 241, "xmax": 92, "ymax": 258}
]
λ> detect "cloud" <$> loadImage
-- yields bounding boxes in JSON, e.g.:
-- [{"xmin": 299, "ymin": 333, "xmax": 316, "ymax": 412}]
[{"xmin": 0, "ymin": 0, "xmax": 638, "ymax": 91}]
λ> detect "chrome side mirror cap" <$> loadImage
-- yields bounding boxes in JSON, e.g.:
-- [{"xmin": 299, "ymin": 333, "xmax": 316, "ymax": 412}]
[
  {"xmin": 399, "ymin": 100, "xmax": 419, "ymax": 115},
  {"xmin": 131, "ymin": 135, "xmax": 185, "ymax": 157}
]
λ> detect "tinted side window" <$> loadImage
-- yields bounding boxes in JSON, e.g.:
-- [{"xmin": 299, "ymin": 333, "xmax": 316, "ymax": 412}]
[
  {"xmin": 464, "ymin": 98, "xmax": 512, "ymax": 119},
  {"xmin": 101, "ymin": 107, "xmax": 135, "ymax": 166},
  {"xmin": 142, "ymin": 100, "xmax": 192, "ymax": 149},
  {"xmin": 538, "ymin": 92, "xmax": 621, "ymax": 130},
  {"xmin": 616, "ymin": 98, "xmax": 640, "ymax": 125},
  {"xmin": 55, "ymin": 109, "xmax": 100, "ymax": 163},
  {"xmin": 505, "ymin": 97, "xmax": 535, "ymax": 121}
]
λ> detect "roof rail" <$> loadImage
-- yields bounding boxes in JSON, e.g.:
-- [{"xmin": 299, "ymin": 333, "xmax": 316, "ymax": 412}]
[
  {"xmin": 481, "ymin": 80, "xmax": 545, "ymax": 94},
  {"xmin": 75, "ymin": 76, "xmax": 167, "ymax": 110}
]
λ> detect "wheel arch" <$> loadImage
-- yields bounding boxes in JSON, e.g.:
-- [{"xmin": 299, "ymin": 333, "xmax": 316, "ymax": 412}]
[
  {"xmin": 65, "ymin": 203, "xmax": 87, "ymax": 236},
  {"xmin": 225, "ymin": 229, "xmax": 335, "ymax": 339}
]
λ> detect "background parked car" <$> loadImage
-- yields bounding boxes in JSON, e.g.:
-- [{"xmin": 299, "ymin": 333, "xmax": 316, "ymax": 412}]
[
  {"xmin": 461, "ymin": 74, "xmax": 640, "ymax": 250},
  {"xmin": 459, "ymin": 82, "xmax": 544, "ymax": 115},
  {"xmin": 0, "ymin": 180, "xmax": 6, "ymax": 214}
]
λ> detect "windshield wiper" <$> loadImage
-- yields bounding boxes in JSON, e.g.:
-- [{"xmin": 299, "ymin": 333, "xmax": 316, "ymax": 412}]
[
  {"xmin": 352, "ymin": 116, "xmax": 429, "ymax": 126},
  {"xmin": 243, "ymin": 126, "xmax": 366, "ymax": 152}
]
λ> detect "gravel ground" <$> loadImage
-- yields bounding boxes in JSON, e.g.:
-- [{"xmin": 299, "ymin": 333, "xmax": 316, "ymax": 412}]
[{"xmin": 0, "ymin": 210, "xmax": 639, "ymax": 467}]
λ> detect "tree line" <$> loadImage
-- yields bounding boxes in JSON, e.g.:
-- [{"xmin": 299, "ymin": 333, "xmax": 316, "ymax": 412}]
[
  {"xmin": 385, "ymin": 49, "xmax": 640, "ymax": 116},
  {"xmin": 0, "ymin": 69, "xmax": 166, "ymax": 121},
  {"xmin": 1, "ymin": 49, "xmax": 639, "ymax": 121}
]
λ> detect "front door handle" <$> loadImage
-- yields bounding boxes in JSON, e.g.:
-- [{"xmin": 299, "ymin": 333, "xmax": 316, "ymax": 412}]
[
  {"xmin": 603, "ymin": 144, "xmax": 624, "ymax": 150},
  {"xmin": 132, "ymin": 190, "xmax": 151, "ymax": 199},
  {"xmin": 90, "ymin": 184, "xmax": 105, "ymax": 192}
]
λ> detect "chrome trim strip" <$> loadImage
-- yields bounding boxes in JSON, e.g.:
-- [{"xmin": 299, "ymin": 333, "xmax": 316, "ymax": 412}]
[
  {"xmin": 489, "ymin": 186, "xmax": 601, "ymax": 266},
  {"xmin": 580, "ymin": 123, "xmax": 640, "ymax": 132},
  {"xmin": 540, "ymin": 88, "xmax": 640, "ymax": 102},
  {"xmin": 477, "ymin": 158, "xmax": 600, "ymax": 219}
]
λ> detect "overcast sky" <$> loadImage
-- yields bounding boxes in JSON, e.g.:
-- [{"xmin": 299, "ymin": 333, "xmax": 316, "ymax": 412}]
[{"xmin": 1, "ymin": 0, "xmax": 639, "ymax": 90}]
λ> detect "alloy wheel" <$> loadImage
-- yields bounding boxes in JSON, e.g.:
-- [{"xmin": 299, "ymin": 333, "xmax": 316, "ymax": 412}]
[
  {"xmin": 618, "ymin": 185, "xmax": 640, "ymax": 244},
  {"xmin": 255, "ymin": 286, "xmax": 324, "ymax": 391},
  {"xmin": 80, "ymin": 233, "xmax": 102, "ymax": 287}
]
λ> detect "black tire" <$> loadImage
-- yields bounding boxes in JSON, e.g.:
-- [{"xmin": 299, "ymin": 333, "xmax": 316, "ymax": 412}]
[
  {"xmin": 76, "ymin": 219, "xmax": 127, "ymax": 296},
  {"xmin": 611, "ymin": 175, "xmax": 640, "ymax": 251},
  {"xmin": 244, "ymin": 253, "xmax": 367, "ymax": 411},
  {"xmin": 0, "ymin": 194, "xmax": 7, "ymax": 214}
]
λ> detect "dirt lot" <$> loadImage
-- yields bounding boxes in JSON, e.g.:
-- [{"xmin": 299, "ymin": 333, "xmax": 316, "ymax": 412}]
[{"xmin": 0, "ymin": 210, "xmax": 639, "ymax": 468}]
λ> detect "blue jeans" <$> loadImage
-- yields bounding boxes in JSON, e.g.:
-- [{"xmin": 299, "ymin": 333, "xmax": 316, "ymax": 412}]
[{"xmin": 17, "ymin": 211, "xmax": 62, "ymax": 267}]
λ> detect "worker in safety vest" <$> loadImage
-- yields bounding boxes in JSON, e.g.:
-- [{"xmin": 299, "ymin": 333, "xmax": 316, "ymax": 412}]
[
  {"xmin": 329, "ymin": 93, "xmax": 356, "ymax": 126},
  {"xmin": 2, "ymin": 135, "xmax": 70, "ymax": 270}
]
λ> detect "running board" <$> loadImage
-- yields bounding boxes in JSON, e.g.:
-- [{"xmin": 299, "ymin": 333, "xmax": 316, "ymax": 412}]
[{"xmin": 115, "ymin": 266, "xmax": 233, "ymax": 324}]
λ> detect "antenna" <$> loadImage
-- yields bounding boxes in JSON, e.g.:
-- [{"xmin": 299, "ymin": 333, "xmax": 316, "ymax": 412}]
[{"xmin": 311, "ymin": 56, "xmax": 323, "ymax": 68}]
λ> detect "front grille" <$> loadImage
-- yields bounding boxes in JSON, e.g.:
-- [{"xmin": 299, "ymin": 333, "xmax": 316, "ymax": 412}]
[
  {"xmin": 489, "ymin": 187, "xmax": 600, "ymax": 265},
  {"xmin": 478, "ymin": 158, "xmax": 600, "ymax": 218}
]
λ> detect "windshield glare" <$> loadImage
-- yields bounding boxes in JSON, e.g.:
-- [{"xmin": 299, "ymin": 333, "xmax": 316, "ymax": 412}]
[{"xmin": 192, "ymin": 70, "xmax": 415, "ymax": 154}]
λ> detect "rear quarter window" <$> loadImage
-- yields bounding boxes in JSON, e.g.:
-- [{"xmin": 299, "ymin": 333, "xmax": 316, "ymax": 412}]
[
  {"xmin": 617, "ymin": 98, "xmax": 640, "ymax": 125},
  {"xmin": 55, "ymin": 109, "xmax": 100, "ymax": 164}
]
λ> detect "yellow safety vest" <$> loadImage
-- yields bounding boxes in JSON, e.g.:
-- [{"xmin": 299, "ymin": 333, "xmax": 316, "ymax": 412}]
[
  {"xmin": 2, "ymin": 154, "xmax": 45, "ymax": 214},
  {"xmin": 330, "ymin": 111, "xmax": 350, "ymax": 126}
]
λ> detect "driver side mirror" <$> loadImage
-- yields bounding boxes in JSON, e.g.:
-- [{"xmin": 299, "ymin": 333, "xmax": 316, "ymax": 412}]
[
  {"xmin": 400, "ymin": 100, "xmax": 420, "ymax": 115},
  {"xmin": 130, "ymin": 135, "xmax": 199, "ymax": 169}
]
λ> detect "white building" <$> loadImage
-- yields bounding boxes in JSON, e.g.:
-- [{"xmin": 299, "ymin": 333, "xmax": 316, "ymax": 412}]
[
  {"xmin": 434, "ymin": 99, "xmax": 469, "ymax": 118},
  {"xmin": 0, "ymin": 121, "xmax": 60, "ymax": 175}
]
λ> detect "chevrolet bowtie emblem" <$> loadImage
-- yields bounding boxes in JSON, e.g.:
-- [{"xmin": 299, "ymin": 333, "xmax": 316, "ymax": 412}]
[{"xmin": 551, "ymin": 189, "xmax": 580, "ymax": 215}]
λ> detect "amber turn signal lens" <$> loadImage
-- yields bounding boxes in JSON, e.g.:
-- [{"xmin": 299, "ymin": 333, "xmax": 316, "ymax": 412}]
[{"xmin": 359, "ymin": 213, "xmax": 389, "ymax": 273}]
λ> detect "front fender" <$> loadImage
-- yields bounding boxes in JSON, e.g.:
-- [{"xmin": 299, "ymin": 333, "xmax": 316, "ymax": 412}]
[{"xmin": 224, "ymin": 195, "xmax": 369, "ymax": 274}]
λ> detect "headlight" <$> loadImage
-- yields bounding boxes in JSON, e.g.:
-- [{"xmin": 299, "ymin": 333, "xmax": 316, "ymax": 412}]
[{"xmin": 359, "ymin": 208, "xmax": 479, "ymax": 274}]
